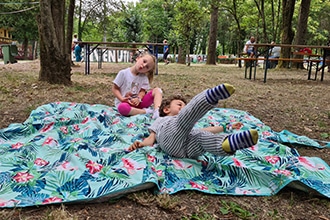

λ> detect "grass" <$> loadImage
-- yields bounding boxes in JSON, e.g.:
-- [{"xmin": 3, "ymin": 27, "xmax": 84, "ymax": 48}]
[
  {"xmin": 219, "ymin": 201, "xmax": 255, "ymax": 219},
  {"xmin": 0, "ymin": 61, "xmax": 329, "ymax": 219}
]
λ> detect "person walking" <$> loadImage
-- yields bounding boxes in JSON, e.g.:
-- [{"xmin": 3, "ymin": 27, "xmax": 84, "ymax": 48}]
[{"xmin": 163, "ymin": 39, "xmax": 170, "ymax": 64}]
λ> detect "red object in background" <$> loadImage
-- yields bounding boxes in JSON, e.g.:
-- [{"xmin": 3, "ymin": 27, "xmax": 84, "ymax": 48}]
[
  {"xmin": 299, "ymin": 47, "xmax": 312, "ymax": 54},
  {"xmin": 0, "ymin": 44, "xmax": 34, "ymax": 60}
]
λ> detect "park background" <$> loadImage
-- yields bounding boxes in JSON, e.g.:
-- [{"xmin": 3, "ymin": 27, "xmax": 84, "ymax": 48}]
[
  {"xmin": 1, "ymin": 1, "xmax": 330, "ymax": 219},
  {"xmin": 1, "ymin": 0, "xmax": 330, "ymax": 67}
]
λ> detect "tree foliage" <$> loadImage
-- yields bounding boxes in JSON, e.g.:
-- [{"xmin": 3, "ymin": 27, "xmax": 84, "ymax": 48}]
[
  {"xmin": 122, "ymin": 7, "xmax": 142, "ymax": 42},
  {"xmin": 172, "ymin": 0, "xmax": 206, "ymax": 64},
  {"xmin": 0, "ymin": 0, "xmax": 39, "ymax": 58},
  {"xmin": 137, "ymin": 0, "xmax": 168, "ymax": 43},
  {"xmin": 2, "ymin": 0, "xmax": 330, "ymax": 85}
]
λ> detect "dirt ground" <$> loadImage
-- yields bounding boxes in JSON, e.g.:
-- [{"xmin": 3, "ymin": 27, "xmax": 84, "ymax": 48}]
[{"xmin": 0, "ymin": 60, "xmax": 330, "ymax": 220}]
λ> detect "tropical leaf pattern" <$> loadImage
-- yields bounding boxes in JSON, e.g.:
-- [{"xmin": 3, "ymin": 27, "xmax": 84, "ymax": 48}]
[{"xmin": 0, "ymin": 102, "xmax": 329, "ymax": 208}]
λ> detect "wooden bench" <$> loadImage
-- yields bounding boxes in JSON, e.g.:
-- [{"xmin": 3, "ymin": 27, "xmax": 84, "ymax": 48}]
[
  {"xmin": 237, "ymin": 52, "xmax": 248, "ymax": 68},
  {"xmin": 236, "ymin": 56, "xmax": 322, "ymax": 82},
  {"xmin": 236, "ymin": 43, "xmax": 330, "ymax": 82}
]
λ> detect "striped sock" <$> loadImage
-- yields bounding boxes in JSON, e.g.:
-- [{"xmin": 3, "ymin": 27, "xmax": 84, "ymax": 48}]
[
  {"xmin": 222, "ymin": 129, "xmax": 258, "ymax": 153},
  {"xmin": 206, "ymin": 83, "xmax": 235, "ymax": 104}
]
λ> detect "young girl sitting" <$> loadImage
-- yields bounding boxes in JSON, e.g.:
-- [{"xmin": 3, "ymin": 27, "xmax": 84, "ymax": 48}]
[
  {"xmin": 112, "ymin": 52, "xmax": 162, "ymax": 119},
  {"xmin": 129, "ymin": 83, "xmax": 258, "ymax": 159}
]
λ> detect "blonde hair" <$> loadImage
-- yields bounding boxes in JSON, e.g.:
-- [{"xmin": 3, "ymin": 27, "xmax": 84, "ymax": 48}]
[{"xmin": 138, "ymin": 52, "xmax": 156, "ymax": 83}]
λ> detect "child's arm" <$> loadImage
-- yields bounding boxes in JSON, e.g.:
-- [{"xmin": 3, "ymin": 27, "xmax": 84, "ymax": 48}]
[
  {"xmin": 202, "ymin": 122, "xmax": 244, "ymax": 133},
  {"xmin": 129, "ymin": 89, "xmax": 147, "ymax": 107},
  {"xmin": 231, "ymin": 122, "xmax": 243, "ymax": 129},
  {"xmin": 128, "ymin": 131, "xmax": 156, "ymax": 151},
  {"xmin": 112, "ymin": 83, "xmax": 129, "ymax": 103},
  {"xmin": 202, "ymin": 126, "xmax": 224, "ymax": 133}
]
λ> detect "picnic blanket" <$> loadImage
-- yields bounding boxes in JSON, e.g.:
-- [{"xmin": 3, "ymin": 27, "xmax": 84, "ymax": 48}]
[{"xmin": 0, "ymin": 102, "xmax": 330, "ymax": 208}]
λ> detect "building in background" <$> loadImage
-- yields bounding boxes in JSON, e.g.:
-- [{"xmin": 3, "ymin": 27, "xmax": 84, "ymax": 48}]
[{"xmin": 0, "ymin": 27, "xmax": 13, "ymax": 44}]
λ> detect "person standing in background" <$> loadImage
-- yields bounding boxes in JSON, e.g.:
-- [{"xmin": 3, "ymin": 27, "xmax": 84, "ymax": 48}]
[
  {"xmin": 71, "ymin": 34, "xmax": 79, "ymax": 65},
  {"xmin": 74, "ymin": 42, "xmax": 83, "ymax": 62},
  {"xmin": 72, "ymin": 34, "xmax": 78, "ymax": 51},
  {"xmin": 163, "ymin": 39, "xmax": 169, "ymax": 64}
]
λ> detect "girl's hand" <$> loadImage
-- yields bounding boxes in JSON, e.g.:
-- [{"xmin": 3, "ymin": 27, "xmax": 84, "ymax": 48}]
[
  {"xmin": 121, "ymin": 97, "xmax": 130, "ymax": 103},
  {"xmin": 231, "ymin": 122, "xmax": 243, "ymax": 130},
  {"xmin": 128, "ymin": 97, "xmax": 141, "ymax": 107},
  {"xmin": 129, "ymin": 141, "xmax": 143, "ymax": 151},
  {"xmin": 125, "ymin": 91, "xmax": 133, "ymax": 97}
]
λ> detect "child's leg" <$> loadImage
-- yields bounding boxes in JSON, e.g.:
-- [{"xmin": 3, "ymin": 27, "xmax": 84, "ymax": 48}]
[
  {"xmin": 176, "ymin": 83, "xmax": 235, "ymax": 132},
  {"xmin": 118, "ymin": 88, "xmax": 162, "ymax": 116},
  {"xmin": 185, "ymin": 129, "xmax": 258, "ymax": 159},
  {"xmin": 138, "ymin": 88, "xmax": 162, "ymax": 119},
  {"xmin": 138, "ymin": 88, "xmax": 162, "ymax": 108},
  {"xmin": 222, "ymin": 130, "xmax": 258, "ymax": 153},
  {"xmin": 159, "ymin": 84, "xmax": 235, "ymax": 157},
  {"xmin": 117, "ymin": 103, "xmax": 132, "ymax": 116},
  {"xmin": 118, "ymin": 102, "xmax": 147, "ymax": 116},
  {"xmin": 138, "ymin": 90, "xmax": 154, "ymax": 108},
  {"xmin": 152, "ymin": 88, "xmax": 162, "ymax": 110}
]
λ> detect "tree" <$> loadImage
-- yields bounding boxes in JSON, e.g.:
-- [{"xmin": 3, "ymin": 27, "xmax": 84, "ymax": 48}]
[
  {"xmin": 37, "ymin": 0, "xmax": 75, "ymax": 85},
  {"xmin": 293, "ymin": 0, "xmax": 312, "ymax": 68},
  {"xmin": 122, "ymin": 8, "xmax": 143, "ymax": 42},
  {"xmin": 0, "ymin": 0, "xmax": 39, "ymax": 59},
  {"xmin": 172, "ymin": 0, "xmax": 205, "ymax": 65},
  {"xmin": 269, "ymin": 0, "xmax": 281, "ymax": 43},
  {"xmin": 74, "ymin": 0, "xmax": 122, "ymax": 41},
  {"xmin": 206, "ymin": 0, "xmax": 219, "ymax": 65},
  {"xmin": 294, "ymin": 0, "xmax": 312, "ymax": 43},
  {"xmin": 254, "ymin": 0, "xmax": 268, "ymax": 43},
  {"xmin": 278, "ymin": 0, "xmax": 295, "ymax": 68},
  {"xmin": 308, "ymin": 0, "xmax": 330, "ymax": 45},
  {"xmin": 220, "ymin": 0, "xmax": 246, "ymax": 56},
  {"xmin": 138, "ymin": 0, "xmax": 168, "ymax": 43}
]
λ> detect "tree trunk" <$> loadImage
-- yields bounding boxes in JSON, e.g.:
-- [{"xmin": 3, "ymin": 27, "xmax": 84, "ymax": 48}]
[
  {"xmin": 37, "ymin": 0, "xmax": 72, "ymax": 85},
  {"xmin": 206, "ymin": 0, "xmax": 219, "ymax": 65},
  {"xmin": 254, "ymin": 0, "xmax": 268, "ymax": 43},
  {"xmin": 293, "ymin": 0, "xmax": 311, "ymax": 68},
  {"xmin": 278, "ymin": 0, "xmax": 295, "ymax": 68},
  {"xmin": 32, "ymin": 41, "xmax": 38, "ymax": 60},
  {"xmin": 67, "ymin": 0, "xmax": 75, "ymax": 56},
  {"xmin": 23, "ymin": 37, "xmax": 29, "ymax": 60},
  {"xmin": 186, "ymin": 40, "xmax": 191, "ymax": 66},
  {"xmin": 177, "ymin": 46, "xmax": 186, "ymax": 64},
  {"xmin": 228, "ymin": 0, "xmax": 243, "ymax": 58},
  {"xmin": 275, "ymin": 1, "xmax": 281, "ymax": 42}
]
